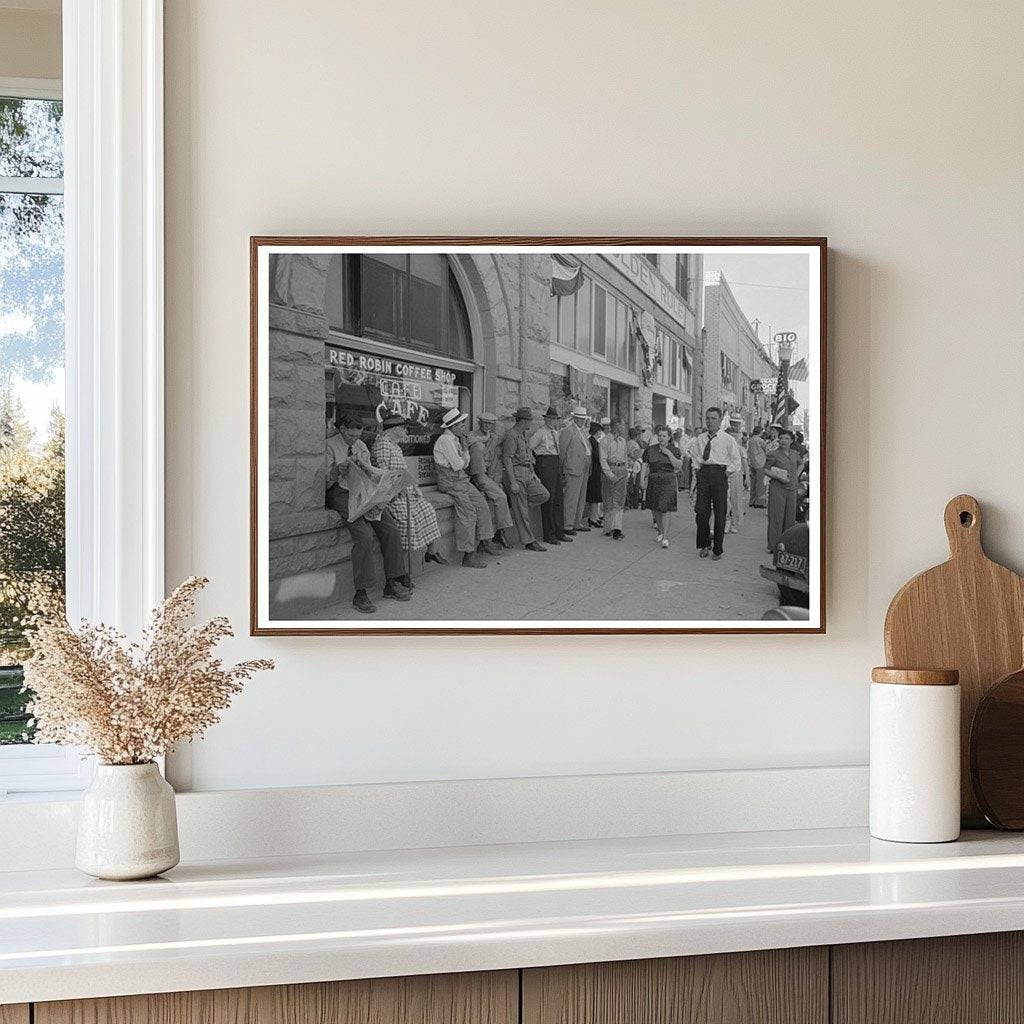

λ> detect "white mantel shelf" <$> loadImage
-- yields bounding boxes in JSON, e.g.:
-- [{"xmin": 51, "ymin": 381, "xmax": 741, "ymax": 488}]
[{"xmin": 4, "ymin": 827, "xmax": 1024, "ymax": 1004}]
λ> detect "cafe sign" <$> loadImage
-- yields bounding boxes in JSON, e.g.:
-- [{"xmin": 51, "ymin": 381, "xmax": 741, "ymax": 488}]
[{"xmin": 326, "ymin": 343, "xmax": 460, "ymax": 426}]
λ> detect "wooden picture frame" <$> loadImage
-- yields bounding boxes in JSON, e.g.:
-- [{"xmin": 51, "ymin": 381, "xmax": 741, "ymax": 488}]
[{"xmin": 251, "ymin": 237, "xmax": 827, "ymax": 635}]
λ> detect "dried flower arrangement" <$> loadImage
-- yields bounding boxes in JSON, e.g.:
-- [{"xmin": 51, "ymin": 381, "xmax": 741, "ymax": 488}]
[{"xmin": 22, "ymin": 576, "xmax": 273, "ymax": 765}]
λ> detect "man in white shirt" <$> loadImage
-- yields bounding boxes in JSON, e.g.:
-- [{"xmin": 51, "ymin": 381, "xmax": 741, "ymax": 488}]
[
  {"xmin": 688, "ymin": 406, "xmax": 742, "ymax": 560},
  {"xmin": 433, "ymin": 408, "xmax": 500, "ymax": 568},
  {"xmin": 558, "ymin": 405, "xmax": 592, "ymax": 535}
]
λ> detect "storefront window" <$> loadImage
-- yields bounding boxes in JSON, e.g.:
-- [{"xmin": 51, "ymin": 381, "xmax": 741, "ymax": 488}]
[
  {"xmin": 325, "ymin": 254, "xmax": 472, "ymax": 362},
  {"xmin": 326, "ymin": 343, "xmax": 472, "ymax": 484}
]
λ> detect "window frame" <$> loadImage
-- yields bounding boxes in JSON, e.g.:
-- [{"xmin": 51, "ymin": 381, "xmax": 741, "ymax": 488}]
[{"xmin": 0, "ymin": 0, "xmax": 166, "ymax": 799}]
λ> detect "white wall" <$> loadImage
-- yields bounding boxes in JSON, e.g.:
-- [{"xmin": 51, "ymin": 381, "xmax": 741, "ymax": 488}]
[
  {"xmin": 164, "ymin": 0, "xmax": 1024, "ymax": 792},
  {"xmin": 0, "ymin": 5, "xmax": 61, "ymax": 80}
]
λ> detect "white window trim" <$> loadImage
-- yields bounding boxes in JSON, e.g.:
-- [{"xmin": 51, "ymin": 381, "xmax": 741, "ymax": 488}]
[{"xmin": 0, "ymin": 2, "xmax": 165, "ymax": 798}]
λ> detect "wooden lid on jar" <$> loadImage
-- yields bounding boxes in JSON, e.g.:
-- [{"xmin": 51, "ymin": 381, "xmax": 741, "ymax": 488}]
[{"xmin": 871, "ymin": 667, "xmax": 960, "ymax": 686}]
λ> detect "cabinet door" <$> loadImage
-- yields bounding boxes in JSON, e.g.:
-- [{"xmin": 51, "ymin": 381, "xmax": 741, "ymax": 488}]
[
  {"xmin": 832, "ymin": 932, "xmax": 1024, "ymax": 1024},
  {"xmin": 35, "ymin": 970, "xmax": 517, "ymax": 1024},
  {"xmin": 523, "ymin": 948, "xmax": 828, "ymax": 1024},
  {"xmin": 0, "ymin": 1006, "xmax": 29, "ymax": 1024}
]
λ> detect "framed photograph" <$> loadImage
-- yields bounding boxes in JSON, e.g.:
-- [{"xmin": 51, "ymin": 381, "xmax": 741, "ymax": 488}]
[{"xmin": 251, "ymin": 237, "xmax": 826, "ymax": 635}]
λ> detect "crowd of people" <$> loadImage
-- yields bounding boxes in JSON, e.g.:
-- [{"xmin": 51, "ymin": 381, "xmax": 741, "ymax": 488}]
[{"xmin": 324, "ymin": 401, "xmax": 809, "ymax": 614}]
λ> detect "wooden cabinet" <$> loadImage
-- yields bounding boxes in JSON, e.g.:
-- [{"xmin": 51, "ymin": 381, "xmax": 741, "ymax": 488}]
[
  {"xmin": 23, "ymin": 932, "xmax": 1024, "ymax": 1024},
  {"xmin": 34, "ymin": 971, "xmax": 517, "ymax": 1024},
  {"xmin": 522, "ymin": 948, "xmax": 828, "ymax": 1024},
  {"xmin": 832, "ymin": 932, "xmax": 1024, "ymax": 1024}
]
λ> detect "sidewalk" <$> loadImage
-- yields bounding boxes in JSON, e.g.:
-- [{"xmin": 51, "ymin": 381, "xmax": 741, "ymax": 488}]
[{"xmin": 313, "ymin": 499, "xmax": 781, "ymax": 623}]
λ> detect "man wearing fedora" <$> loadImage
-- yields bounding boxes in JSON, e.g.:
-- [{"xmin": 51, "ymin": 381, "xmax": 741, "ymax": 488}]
[
  {"xmin": 433, "ymin": 408, "xmax": 501, "ymax": 568},
  {"xmin": 467, "ymin": 412, "xmax": 515, "ymax": 547},
  {"xmin": 530, "ymin": 406, "xmax": 570, "ymax": 545},
  {"xmin": 559, "ymin": 405, "xmax": 592, "ymax": 535},
  {"xmin": 502, "ymin": 407, "xmax": 550, "ymax": 552},
  {"xmin": 325, "ymin": 407, "xmax": 410, "ymax": 614}
]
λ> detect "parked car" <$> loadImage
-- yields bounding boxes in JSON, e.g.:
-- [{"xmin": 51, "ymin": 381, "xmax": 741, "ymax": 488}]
[{"xmin": 760, "ymin": 520, "xmax": 810, "ymax": 608}]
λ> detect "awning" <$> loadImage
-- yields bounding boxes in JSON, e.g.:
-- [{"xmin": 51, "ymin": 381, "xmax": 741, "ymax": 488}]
[{"xmin": 551, "ymin": 254, "xmax": 584, "ymax": 296}]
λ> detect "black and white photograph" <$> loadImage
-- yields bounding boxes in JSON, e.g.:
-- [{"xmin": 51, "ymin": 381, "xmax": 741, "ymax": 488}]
[{"xmin": 251, "ymin": 239, "xmax": 825, "ymax": 634}]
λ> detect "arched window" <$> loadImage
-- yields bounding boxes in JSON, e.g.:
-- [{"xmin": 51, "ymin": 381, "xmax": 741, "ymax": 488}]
[{"xmin": 324, "ymin": 254, "xmax": 473, "ymax": 361}]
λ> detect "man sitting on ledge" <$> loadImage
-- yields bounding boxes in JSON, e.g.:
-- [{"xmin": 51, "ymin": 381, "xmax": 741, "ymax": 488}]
[
  {"xmin": 433, "ymin": 408, "xmax": 502, "ymax": 568},
  {"xmin": 324, "ymin": 408, "xmax": 410, "ymax": 614}
]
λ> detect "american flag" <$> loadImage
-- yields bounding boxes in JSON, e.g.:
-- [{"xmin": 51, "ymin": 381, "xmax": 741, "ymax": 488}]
[{"xmin": 788, "ymin": 356, "xmax": 809, "ymax": 382}]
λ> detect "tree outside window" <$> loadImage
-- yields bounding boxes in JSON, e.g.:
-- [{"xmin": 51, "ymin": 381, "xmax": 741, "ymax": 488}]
[{"xmin": 0, "ymin": 95, "xmax": 65, "ymax": 745}]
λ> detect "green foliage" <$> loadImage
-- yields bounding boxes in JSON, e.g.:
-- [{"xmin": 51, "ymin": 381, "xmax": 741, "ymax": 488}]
[{"xmin": 0, "ymin": 398, "xmax": 65, "ymax": 742}]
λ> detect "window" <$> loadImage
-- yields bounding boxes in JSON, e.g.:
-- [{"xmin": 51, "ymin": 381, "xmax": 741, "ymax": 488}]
[
  {"xmin": 720, "ymin": 352, "xmax": 737, "ymax": 391},
  {"xmin": 0, "ymin": 92, "xmax": 65, "ymax": 751},
  {"xmin": 326, "ymin": 343, "xmax": 472, "ymax": 478},
  {"xmin": 675, "ymin": 255, "xmax": 689, "ymax": 301},
  {"xmin": 575, "ymin": 279, "xmax": 591, "ymax": 352},
  {"xmin": 614, "ymin": 300, "xmax": 627, "ymax": 367},
  {"xmin": 325, "ymin": 254, "xmax": 472, "ymax": 361},
  {"xmin": 592, "ymin": 285, "xmax": 607, "ymax": 358},
  {"xmin": 557, "ymin": 291, "xmax": 576, "ymax": 350}
]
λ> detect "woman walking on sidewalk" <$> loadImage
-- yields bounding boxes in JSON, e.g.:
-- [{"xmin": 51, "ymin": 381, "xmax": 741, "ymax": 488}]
[{"xmin": 641, "ymin": 426, "xmax": 683, "ymax": 548}]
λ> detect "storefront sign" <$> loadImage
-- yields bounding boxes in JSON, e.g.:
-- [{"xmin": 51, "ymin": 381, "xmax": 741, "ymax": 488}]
[
  {"xmin": 604, "ymin": 254, "xmax": 692, "ymax": 330},
  {"xmin": 326, "ymin": 343, "xmax": 463, "ymax": 426}
]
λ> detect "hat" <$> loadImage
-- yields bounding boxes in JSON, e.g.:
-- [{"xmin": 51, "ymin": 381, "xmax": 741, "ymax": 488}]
[
  {"xmin": 599, "ymin": 416, "xmax": 612, "ymax": 427},
  {"xmin": 543, "ymin": 406, "xmax": 559, "ymax": 419},
  {"xmin": 514, "ymin": 406, "xmax": 534, "ymax": 422},
  {"xmin": 380, "ymin": 412, "xmax": 407, "ymax": 429},
  {"xmin": 571, "ymin": 405, "xmax": 588, "ymax": 417},
  {"xmin": 477, "ymin": 411, "xmax": 498, "ymax": 424},
  {"xmin": 440, "ymin": 408, "xmax": 468, "ymax": 429},
  {"xmin": 338, "ymin": 412, "xmax": 363, "ymax": 430}
]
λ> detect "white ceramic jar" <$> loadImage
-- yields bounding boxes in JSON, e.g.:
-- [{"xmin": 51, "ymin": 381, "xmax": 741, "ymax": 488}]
[
  {"xmin": 869, "ymin": 667, "xmax": 960, "ymax": 843},
  {"xmin": 76, "ymin": 762, "xmax": 180, "ymax": 880}
]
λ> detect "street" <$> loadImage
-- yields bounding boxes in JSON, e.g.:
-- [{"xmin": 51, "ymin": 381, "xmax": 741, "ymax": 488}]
[{"xmin": 316, "ymin": 500, "xmax": 781, "ymax": 622}]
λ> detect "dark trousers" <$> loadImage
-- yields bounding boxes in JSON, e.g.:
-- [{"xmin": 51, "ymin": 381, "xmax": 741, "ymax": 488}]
[
  {"xmin": 694, "ymin": 465, "xmax": 728, "ymax": 555},
  {"xmin": 326, "ymin": 484, "xmax": 405, "ymax": 592},
  {"xmin": 534, "ymin": 454, "xmax": 564, "ymax": 541}
]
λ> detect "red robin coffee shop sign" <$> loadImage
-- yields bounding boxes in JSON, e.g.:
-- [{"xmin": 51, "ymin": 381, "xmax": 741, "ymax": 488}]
[{"xmin": 326, "ymin": 343, "xmax": 464, "ymax": 427}]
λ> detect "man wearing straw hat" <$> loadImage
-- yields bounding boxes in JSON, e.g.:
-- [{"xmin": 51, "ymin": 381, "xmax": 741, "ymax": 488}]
[
  {"xmin": 559, "ymin": 405, "xmax": 592, "ymax": 535},
  {"xmin": 433, "ymin": 408, "xmax": 501, "ymax": 568}
]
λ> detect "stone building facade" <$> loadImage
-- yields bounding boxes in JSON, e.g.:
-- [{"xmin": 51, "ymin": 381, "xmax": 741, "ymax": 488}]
[
  {"xmin": 702, "ymin": 271, "xmax": 777, "ymax": 431},
  {"xmin": 264, "ymin": 250, "xmax": 704, "ymax": 618}
]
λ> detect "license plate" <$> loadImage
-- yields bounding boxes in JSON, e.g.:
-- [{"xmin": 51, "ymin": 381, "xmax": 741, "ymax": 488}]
[{"xmin": 777, "ymin": 551, "xmax": 807, "ymax": 575}]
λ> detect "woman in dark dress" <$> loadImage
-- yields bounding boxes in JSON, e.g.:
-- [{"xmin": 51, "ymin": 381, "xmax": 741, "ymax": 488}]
[
  {"xmin": 765, "ymin": 428, "xmax": 805, "ymax": 553},
  {"xmin": 641, "ymin": 425, "xmax": 683, "ymax": 548},
  {"xmin": 586, "ymin": 421, "xmax": 605, "ymax": 527}
]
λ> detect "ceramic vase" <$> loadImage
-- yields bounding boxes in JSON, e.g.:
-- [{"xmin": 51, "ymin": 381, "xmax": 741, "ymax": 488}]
[{"xmin": 76, "ymin": 762, "xmax": 180, "ymax": 880}]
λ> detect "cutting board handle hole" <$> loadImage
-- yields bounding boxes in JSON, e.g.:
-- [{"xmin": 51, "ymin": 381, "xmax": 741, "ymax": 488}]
[{"xmin": 960, "ymin": 511, "xmax": 974, "ymax": 527}]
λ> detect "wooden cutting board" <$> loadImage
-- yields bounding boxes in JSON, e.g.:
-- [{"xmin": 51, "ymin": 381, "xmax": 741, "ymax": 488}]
[{"xmin": 884, "ymin": 494, "xmax": 1024, "ymax": 826}]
